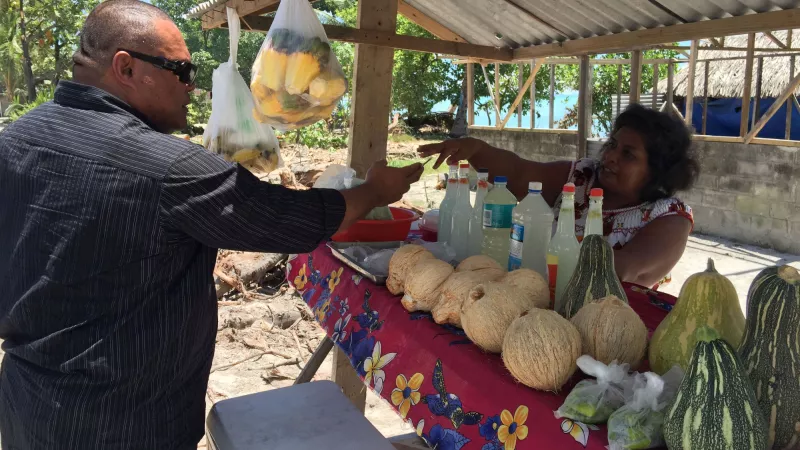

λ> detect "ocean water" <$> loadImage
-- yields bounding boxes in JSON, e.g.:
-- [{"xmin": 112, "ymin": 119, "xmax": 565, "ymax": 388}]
[{"xmin": 434, "ymin": 92, "xmax": 580, "ymax": 129}]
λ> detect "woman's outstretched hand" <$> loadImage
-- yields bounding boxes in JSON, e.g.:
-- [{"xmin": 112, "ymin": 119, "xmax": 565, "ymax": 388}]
[{"xmin": 417, "ymin": 137, "xmax": 486, "ymax": 169}]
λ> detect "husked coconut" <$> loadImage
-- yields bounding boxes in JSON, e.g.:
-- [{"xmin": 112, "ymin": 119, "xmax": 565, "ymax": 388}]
[
  {"xmin": 502, "ymin": 308, "xmax": 582, "ymax": 391},
  {"xmin": 432, "ymin": 269, "xmax": 505, "ymax": 327},
  {"xmin": 460, "ymin": 281, "xmax": 536, "ymax": 353},
  {"xmin": 387, "ymin": 244, "xmax": 435, "ymax": 295},
  {"xmin": 570, "ymin": 295, "xmax": 648, "ymax": 368},
  {"xmin": 501, "ymin": 269, "xmax": 550, "ymax": 309},
  {"xmin": 401, "ymin": 259, "xmax": 454, "ymax": 312}
]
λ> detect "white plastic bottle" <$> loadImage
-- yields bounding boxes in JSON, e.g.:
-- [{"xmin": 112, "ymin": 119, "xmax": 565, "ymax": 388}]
[
  {"xmin": 546, "ymin": 183, "xmax": 580, "ymax": 312},
  {"xmin": 468, "ymin": 169, "xmax": 489, "ymax": 257},
  {"xmin": 481, "ymin": 176, "xmax": 517, "ymax": 266},
  {"xmin": 450, "ymin": 163, "xmax": 473, "ymax": 261},
  {"xmin": 583, "ymin": 188, "xmax": 604, "ymax": 239},
  {"xmin": 508, "ymin": 182, "xmax": 554, "ymax": 276},
  {"xmin": 437, "ymin": 164, "xmax": 459, "ymax": 245}
]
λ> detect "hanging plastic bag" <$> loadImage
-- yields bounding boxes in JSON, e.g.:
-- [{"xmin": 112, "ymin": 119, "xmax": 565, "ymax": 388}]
[
  {"xmin": 312, "ymin": 164, "xmax": 393, "ymax": 220},
  {"xmin": 555, "ymin": 356, "xmax": 635, "ymax": 424},
  {"xmin": 204, "ymin": 7, "xmax": 282, "ymax": 173},
  {"xmin": 606, "ymin": 366, "xmax": 684, "ymax": 450},
  {"xmin": 250, "ymin": 0, "xmax": 347, "ymax": 131}
]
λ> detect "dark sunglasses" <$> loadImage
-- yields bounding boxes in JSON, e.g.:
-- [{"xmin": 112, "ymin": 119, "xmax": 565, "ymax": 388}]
[{"xmin": 119, "ymin": 49, "xmax": 198, "ymax": 85}]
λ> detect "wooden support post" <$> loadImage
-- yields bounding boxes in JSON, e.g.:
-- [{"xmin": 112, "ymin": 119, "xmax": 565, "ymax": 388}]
[
  {"xmin": 347, "ymin": 0, "xmax": 399, "ymax": 177},
  {"xmin": 685, "ymin": 40, "xmax": 698, "ymax": 126},
  {"xmin": 499, "ymin": 60, "xmax": 543, "ymax": 130},
  {"xmin": 765, "ymin": 31, "xmax": 788, "ymax": 49},
  {"xmin": 494, "ymin": 63, "xmax": 501, "ymax": 127},
  {"xmin": 479, "ymin": 64, "xmax": 502, "ymax": 122},
  {"xmin": 517, "ymin": 63, "xmax": 523, "ymax": 128},
  {"xmin": 652, "ymin": 63, "xmax": 659, "ymax": 109},
  {"xmin": 702, "ymin": 61, "xmax": 710, "ymax": 135},
  {"xmin": 630, "ymin": 50, "xmax": 642, "ymax": 104},
  {"xmin": 295, "ymin": 337, "xmax": 334, "ymax": 385},
  {"xmin": 549, "ymin": 64, "xmax": 555, "ymax": 128},
  {"xmin": 616, "ymin": 64, "xmax": 622, "ymax": 116},
  {"xmin": 530, "ymin": 61, "xmax": 536, "ymax": 129},
  {"xmin": 745, "ymin": 71, "xmax": 800, "ymax": 144},
  {"xmin": 788, "ymin": 55, "xmax": 794, "ymax": 140},
  {"xmin": 577, "ymin": 55, "xmax": 593, "ymax": 159},
  {"xmin": 666, "ymin": 61, "xmax": 674, "ymax": 110},
  {"xmin": 753, "ymin": 56, "xmax": 763, "ymax": 128},
  {"xmin": 740, "ymin": 33, "xmax": 756, "ymax": 137},
  {"xmin": 467, "ymin": 63, "xmax": 474, "ymax": 127},
  {"xmin": 332, "ymin": 346, "xmax": 367, "ymax": 412}
]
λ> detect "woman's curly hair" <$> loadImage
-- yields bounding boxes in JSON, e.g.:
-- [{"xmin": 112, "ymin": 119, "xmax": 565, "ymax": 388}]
[{"xmin": 608, "ymin": 103, "xmax": 700, "ymax": 202}]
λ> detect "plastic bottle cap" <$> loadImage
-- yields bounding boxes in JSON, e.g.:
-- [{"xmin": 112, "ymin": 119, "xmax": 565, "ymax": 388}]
[
  {"xmin": 494, "ymin": 176, "xmax": 507, "ymax": 184},
  {"xmin": 460, "ymin": 163, "xmax": 470, "ymax": 168},
  {"xmin": 528, "ymin": 182, "xmax": 543, "ymax": 192},
  {"xmin": 562, "ymin": 183, "xmax": 576, "ymax": 193},
  {"xmin": 590, "ymin": 188, "xmax": 603, "ymax": 197},
  {"xmin": 478, "ymin": 168, "xmax": 489, "ymax": 173},
  {"xmin": 449, "ymin": 163, "xmax": 459, "ymax": 167}
]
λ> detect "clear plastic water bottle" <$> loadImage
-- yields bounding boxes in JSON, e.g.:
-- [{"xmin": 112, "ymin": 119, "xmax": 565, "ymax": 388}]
[
  {"xmin": 547, "ymin": 183, "xmax": 580, "ymax": 312},
  {"xmin": 468, "ymin": 169, "xmax": 489, "ymax": 257},
  {"xmin": 450, "ymin": 163, "xmax": 473, "ymax": 261},
  {"xmin": 481, "ymin": 176, "xmax": 517, "ymax": 266},
  {"xmin": 437, "ymin": 164, "xmax": 459, "ymax": 245},
  {"xmin": 583, "ymin": 188, "xmax": 604, "ymax": 239},
  {"xmin": 508, "ymin": 182, "xmax": 554, "ymax": 276}
]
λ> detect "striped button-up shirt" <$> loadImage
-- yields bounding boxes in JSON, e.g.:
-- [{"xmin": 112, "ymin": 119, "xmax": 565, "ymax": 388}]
[{"xmin": 0, "ymin": 81, "xmax": 346, "ymax": 450}]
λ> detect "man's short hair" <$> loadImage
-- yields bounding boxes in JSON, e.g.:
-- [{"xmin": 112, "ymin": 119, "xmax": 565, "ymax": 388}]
[{"xmin": 73, "ymin": 0, "xmax": 172, "ymax": 72}]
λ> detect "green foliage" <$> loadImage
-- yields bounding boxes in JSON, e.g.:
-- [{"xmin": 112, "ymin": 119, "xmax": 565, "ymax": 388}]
[
  {"xmin": 7, "ymin": 83, "xmax": 54, "ymax": 120},
  {"xmin": 279, "ymin": 121, "xmax": 348, "ymax": 150},
  {"xmin": 186, "ymin": 90, "xmax": 212, "ymax": 132}
]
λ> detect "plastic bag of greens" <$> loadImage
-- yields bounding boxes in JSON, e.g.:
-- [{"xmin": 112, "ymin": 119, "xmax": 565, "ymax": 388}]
[
  {"xmin": 606, "ymin": 366, "xmax": 684, "ymax": 450},
  {"xmin": 204, "ymin": 7, "xmax": 282, "ymax": 173},
  {"xmin": 313, "ymin": 165, "xmax": 393, "ymax": 220},
  {"xmin": 250, "ymin": 0, "xmax": 347, "ymax": 131},
  {"xmin": 555, "ymin": 356, "xmax": 633, "ymax": 424}
]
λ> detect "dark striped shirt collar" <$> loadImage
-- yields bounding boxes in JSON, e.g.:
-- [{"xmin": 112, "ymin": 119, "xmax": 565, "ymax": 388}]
[{"xmin": 54, "ymin": 80, "xmax": 156, "ymax": 129}]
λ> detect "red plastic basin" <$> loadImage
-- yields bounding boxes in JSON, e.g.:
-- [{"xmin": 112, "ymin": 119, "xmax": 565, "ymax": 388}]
[{"xmin": 331, "ymin": 207, "xmax": 420, "ymax": 242}]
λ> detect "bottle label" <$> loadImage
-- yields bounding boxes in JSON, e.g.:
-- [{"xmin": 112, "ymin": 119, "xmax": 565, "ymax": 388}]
[
  {"xmin": 508, "ymin": 223, "xmax": 524, "ymax": 270},
  {"xmin": 483, "ymin": 204, "xmax": 514, "ymax": 228},
  {"xmin": 478, "ymin": 180, "xmax": 488, "ymax": 189},
  {"xmin": 546, "ymin": 253, "xmax": 558, "ymax": 307}
]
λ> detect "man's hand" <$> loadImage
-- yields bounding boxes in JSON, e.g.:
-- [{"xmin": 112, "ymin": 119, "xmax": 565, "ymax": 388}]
[
  {"xmin": 417, "ymin": 137, "xmax": 487, "ymax": 169},
  {"xmin": 365, "ymin": 160, "xmax": 424, "ymax": 205}
]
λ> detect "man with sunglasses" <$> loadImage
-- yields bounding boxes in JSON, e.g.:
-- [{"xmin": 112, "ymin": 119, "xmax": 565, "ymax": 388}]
[{"xmin": 0, "ymin": 1, "xmax": 422, "ymax": 449}]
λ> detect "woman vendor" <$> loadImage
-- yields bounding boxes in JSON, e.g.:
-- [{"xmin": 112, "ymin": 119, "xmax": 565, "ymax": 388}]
[{"xmin": 418, "ymin": 104, "xmax": 700, "ymax": 289}]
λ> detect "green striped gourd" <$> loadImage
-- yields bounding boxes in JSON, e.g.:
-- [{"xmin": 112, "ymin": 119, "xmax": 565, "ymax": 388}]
[
  {"xmin": 664, "ymin": 326, "xmax": 768, "ymax": 450},
  {"xmin": 558, "ymin": 234, "xmax": 628, "ymax": 319},
  {"xmin": 648, "ymin": 258, "xmax": 745, "ymax": 375},
  {"xmin": 738, "ymin": 265, "xmax": 800, "ymax": 450}
]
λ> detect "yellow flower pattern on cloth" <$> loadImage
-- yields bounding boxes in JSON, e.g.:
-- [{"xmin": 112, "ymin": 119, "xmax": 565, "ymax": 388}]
[
  {"xmin": 497, "ymin": 405, "xmax": 529, "ymax": 450},
  {"xmin": 363, "ymin": 341, "xmax": 397, "ymax": 395},
  {"xmin": 328, "ymin": 267, "xmax": 343, "ymax": 292},
  {"xmin": 391, "ymin": 373, "xmax": 424, "ymax": 418},
  {"xmin": 294, "ymin": 264, "xmax": 308, "ymax": 290}
]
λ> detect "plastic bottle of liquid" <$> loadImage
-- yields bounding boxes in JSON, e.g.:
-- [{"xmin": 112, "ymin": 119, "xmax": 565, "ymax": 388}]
[
  {"xmin": 437, "ymin": 164, "xmax": 459, "ymax": 245},
  {"xmin": 583, "ymin": 188, "xmax": 604, "ymax": 239},
  {"xmin": 481, "ymin": 176, "xmax": 517, "ymax": 266},
  {"xmin": 546, "ymin": 183, "xmax": 580, "ymax": 312},
  {"xmin": 508, "ymin": 182, "xmax": 554, "ymax": 275},
  {"xmin": 468, "ymin": 169, "xmax": 489, "ymax": 257},
  {"xmin": 450, "ymin": 163, "xmax": 473, "ymax": 261}
]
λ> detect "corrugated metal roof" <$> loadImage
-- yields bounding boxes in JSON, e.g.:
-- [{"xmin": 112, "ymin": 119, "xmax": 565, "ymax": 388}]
[{"xmin": 186, "ymin": 0, "xmax": 799, "ymax": 48}]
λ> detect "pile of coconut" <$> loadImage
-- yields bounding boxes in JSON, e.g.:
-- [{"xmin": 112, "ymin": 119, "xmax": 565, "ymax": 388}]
[{"xmin": 387, "ymin": 246, "xmax": 647, "ymax": 392}]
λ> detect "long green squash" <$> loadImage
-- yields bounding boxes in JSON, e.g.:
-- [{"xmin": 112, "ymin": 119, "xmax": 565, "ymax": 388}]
[
  {"xmin": 664, "ymin": 326, "xmax": 768, "ymax": 450},
  {"xmin": 558, "ymin": 234, "xmax": 627, "ymax": 319},
  {"xmin": 738, "ymin": 265, "xmax": 800, "ymax": 450},
  {"xmin": 648, "ymin": 258, "xmax": 745, "ymax": 375}
]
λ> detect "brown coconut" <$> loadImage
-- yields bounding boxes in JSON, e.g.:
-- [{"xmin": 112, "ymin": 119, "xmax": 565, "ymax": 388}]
[
  {"xmin": 460, "ymin": 282, "xmax": 536, "ymax": 353},
  {"xmin": 570, "ymin": 295, "xmax": 648, "ymax": 369},
  {"xmin": 456, "ymin": 255, "xmax": 505, "ymax": 274},
  {"xmin": 501, "ymin": 269, "xmax": 550, "ymax": 309},
  {"xmin": 432, "ymin": 269, "xmax": 505, "ymax": 327},
  {"xmin": 502, "ymin": 308, "xmax": 582, "ymax": 391},
  {"xmin": 386, "ymin": 244, "xmax": 435, "ymax": 295},
  {"xmin": 401, "ymin": 259, "xmax": 454, "ymax": 312}
]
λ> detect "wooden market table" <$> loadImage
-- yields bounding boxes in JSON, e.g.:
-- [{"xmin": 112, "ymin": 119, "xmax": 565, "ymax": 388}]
[{"xmin": 287, "ymin": 243, "xmax": 677, "ymax": 450}]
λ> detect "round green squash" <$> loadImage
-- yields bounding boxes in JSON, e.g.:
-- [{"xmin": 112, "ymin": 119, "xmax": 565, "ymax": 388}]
[
  {"xmin": 738, "ymin": 265, "xmax": 800, "ymax": 450},
  {"xmin": 648, "ymin": 258, "xmax": 745, "ymax": 375}
]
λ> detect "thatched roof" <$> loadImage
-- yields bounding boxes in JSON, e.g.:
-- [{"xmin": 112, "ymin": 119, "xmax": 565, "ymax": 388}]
[{"xmin": 658, "ymin": 31, "xmax": 800, "ymax": 98}]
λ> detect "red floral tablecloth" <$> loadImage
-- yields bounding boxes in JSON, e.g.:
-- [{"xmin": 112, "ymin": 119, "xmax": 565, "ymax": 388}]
[{"xmin": 287, "ymin": 244, "xmax": 676, "ymax": 450}]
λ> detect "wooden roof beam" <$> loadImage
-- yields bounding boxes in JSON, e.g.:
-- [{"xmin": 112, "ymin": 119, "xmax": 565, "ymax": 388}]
[
  {"xmin": 233, "ymin": 15, "xmax": 513, "ymax": 61},
  {"xmin": 512, "ymin": 8, "xmax": 800, "ymax": 60},
  {"xmin": 397, "ymin": 1, "xmax": 466, "ymax": 43},
  {"xmin": 203, "ymin": 0, "xmax": 285, "ymax": 30}
]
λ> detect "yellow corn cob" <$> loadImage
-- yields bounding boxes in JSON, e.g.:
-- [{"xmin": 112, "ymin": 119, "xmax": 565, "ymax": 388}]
[
  {"xmin": 258, "ymin": 48, "xmax": 288, "ymax": 91},
  {"xmin": 230, "ymin": 148, "xmax": 262, "ymax": 163},
  {"xmin": 254, "ymin": 90, "xmax": 283, "ymax": 117},
  {"xmin": 309, "ymin": 74, "xmax": 347, "ymax": 106},
  {"xmin": 284, "ymin": 52, "xmax": 321, "ymax": 95}
]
